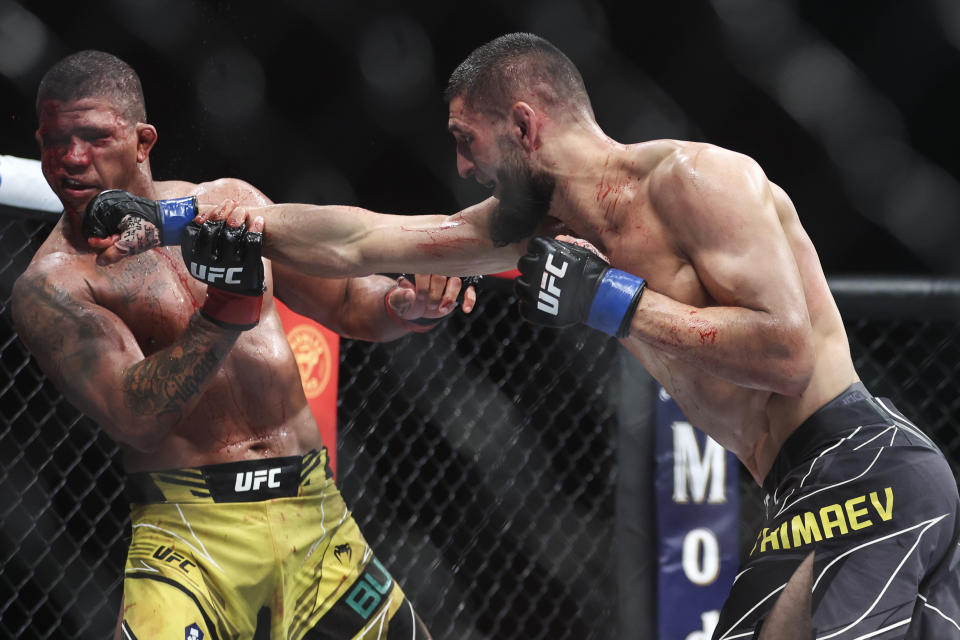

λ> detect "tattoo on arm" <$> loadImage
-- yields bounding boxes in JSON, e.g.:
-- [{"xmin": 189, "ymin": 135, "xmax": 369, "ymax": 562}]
[
  {"xmin": 13, "ymin": 270, "xmax": 238, "ymax": 434},
  {"xmin": 121, "ymin": 320, "xmax": 236, "ymax": 424}
]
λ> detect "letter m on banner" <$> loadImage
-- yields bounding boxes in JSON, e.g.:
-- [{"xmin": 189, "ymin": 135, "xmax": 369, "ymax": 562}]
[
  {"xmin": 655, "ymin": 387, "xmax": 738, "ymax": 640},
  {"xmin": 673, "ymin": 422, "xmax": 727, "ymax": 504}
]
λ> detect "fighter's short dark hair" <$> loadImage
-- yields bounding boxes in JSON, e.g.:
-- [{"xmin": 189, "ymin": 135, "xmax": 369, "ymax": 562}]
[
  {"xmin": 445, "ymin": 33, "xmax": 592, "ymax": 117},
  {"xmin": 36, "ymin": 50, "xmax": 146, "ymax": 124}
]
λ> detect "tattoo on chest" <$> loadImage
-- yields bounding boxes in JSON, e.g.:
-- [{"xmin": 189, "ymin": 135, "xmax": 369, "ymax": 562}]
[{"xmin": 105, "ymin": 259, "xmax": 171, "ymax": 312}]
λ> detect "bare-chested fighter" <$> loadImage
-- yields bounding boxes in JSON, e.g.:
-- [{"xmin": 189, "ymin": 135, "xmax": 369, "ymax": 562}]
[
  {"xmin": 10, "ymin": 50, "xmax": 479, "ymax": 640},
  {"xmin": 87, "ymin": 34, "xmax": 960, "ymax": 638}
]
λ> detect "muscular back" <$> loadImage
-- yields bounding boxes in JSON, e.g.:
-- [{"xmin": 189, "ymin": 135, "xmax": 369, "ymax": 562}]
[
  {"xmin": 586, "ymin": 140, "xmax": 857, "ymax": 481},
  {"xmin": 12, "ymin": 179, "xmax": 320, "ymax": 472}
]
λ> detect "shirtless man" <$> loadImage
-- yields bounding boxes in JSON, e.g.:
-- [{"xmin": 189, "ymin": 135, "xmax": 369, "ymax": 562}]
[
  {"xmin": 86, "ymin": 34, "xmax": 960, "ymax": 638},
  {"xmin": 10, "ymin": 50, "xmax": 476, "ymax": 639}
]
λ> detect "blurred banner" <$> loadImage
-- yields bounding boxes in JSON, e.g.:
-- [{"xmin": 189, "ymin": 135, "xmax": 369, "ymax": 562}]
[
  {"xmin": 275, "ymin": 299, "xmax": 340, "ymax": 477},
  {"xmin": 655, "ymin": 387, "xmax": 739, "ymax": 640},
  {"xmin": 0, "ymin": 155, "xmax": 61, "ymax": 212}
]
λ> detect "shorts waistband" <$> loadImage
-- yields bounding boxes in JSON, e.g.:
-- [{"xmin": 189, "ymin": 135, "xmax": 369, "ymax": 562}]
[
  {"xmin": 763, "ymin": 383, "xmax": 891, "ymax": 493},
  {"xmin": 125, "ymin": 448, "xmax": 332, "ymax": 504}
]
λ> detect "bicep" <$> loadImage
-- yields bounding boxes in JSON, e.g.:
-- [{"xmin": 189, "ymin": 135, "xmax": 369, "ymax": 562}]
[
  {"xmin": 11, "ymin": 271, "xmax": 146, "ymax": 424},
  {"xmin": 668, "ymin": 151, "xmax": 807, "ymax": 320}
]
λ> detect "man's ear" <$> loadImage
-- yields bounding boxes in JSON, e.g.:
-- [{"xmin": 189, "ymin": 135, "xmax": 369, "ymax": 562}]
[
  {"xmin": 135, "ymin": 123, "xmax": 158, "ymax": 163},
  {"xmin": 510, "ymin": 101, "xmax": 540, "ymax": 152}
]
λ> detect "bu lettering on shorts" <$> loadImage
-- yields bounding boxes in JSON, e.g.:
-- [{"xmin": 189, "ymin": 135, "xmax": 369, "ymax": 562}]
[
  {"xmin": 345, "ymin": 558, "xmax": 394, "ymax": 620},
  {"xmin": 235, "ymin": 467, "xmax": 282, "ymax": 492},
  {"xmin": 537, "ymin": 254, "xmax": 568, "ymax": 315},
  {"xmin": 190, "ymin": 262, "xmax": 243, "ymax": 285}
]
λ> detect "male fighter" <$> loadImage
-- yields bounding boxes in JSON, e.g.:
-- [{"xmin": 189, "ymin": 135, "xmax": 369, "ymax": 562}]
[
  {"xmin": 10, "ymin": 50, "xmax": 476, "ymax": 639},
  {"xmin": 85, "ymin": 34, "xmax": 960, "ymax": 638}
]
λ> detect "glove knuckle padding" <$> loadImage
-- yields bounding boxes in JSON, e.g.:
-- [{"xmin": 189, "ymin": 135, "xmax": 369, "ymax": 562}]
[
  {"xmin": 198, "ymin": 220, "xmax": 222, "ymax": 260},
  {"xmin": 82, "ymin": 189, "xmax": 161, "ymax": 239},
  {"xmin": 181, "ymin": 221, "xmax": 264, "ymax": 297},
  {"xmin": 514, "ymin": 235, "xmax": 644, "ymax": 337}
]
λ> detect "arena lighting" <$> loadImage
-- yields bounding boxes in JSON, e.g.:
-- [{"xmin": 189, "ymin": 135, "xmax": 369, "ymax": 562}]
[
  {"xmin": 711, "ymin": 0, "xmax": 960, "ymax": 274},
  {"xmin": 195, "ymin": 46, "xmax": 267, "ymax": 123},
  {"xmin": 0, "ymin": 2, "xmax": 48, "ymax": 79}
]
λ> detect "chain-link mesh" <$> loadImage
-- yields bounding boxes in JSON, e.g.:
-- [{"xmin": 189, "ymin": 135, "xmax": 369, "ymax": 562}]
[{"xmin": 1, "ymin": 214, "xmax": 958, "ymax": 639}]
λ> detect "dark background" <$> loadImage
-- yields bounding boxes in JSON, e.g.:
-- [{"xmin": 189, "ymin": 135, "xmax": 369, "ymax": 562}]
[{"xmin": 2, "ymin": 0, "xmax": 959, "ymax": 276}]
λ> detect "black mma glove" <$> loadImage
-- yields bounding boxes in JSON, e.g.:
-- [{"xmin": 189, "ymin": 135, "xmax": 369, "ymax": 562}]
[
  {"xmin": 83, "ymin": 189, "xmax": 197, "ymax": 245},
  {"xmin": 516, "ymin": 236, "xmax": 645, "ymax": 338},
  {"xmin": 181, "ymin": 220, "xmax": 265, "ymax": 331}
]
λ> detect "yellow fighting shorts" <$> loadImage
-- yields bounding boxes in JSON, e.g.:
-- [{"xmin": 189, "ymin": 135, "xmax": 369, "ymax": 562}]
[{"xmin": 119, "ymin": 449, "xmax": 427, "ymax": 640}]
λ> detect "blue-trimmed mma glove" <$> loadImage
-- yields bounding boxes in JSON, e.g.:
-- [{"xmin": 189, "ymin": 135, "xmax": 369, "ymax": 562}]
[
  {"xmin": 181, "ymin": 220, "xmax": 265, "ymax": 331},
  {"xmin": 516, "ymin": 236, "xmax": 645, "ymax": 338},
  {"xmin": 83, "ymin": 189, "xmax": 197, "ymax": 246}
]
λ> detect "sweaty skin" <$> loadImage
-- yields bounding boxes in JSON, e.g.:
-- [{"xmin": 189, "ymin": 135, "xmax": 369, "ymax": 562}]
[
  {"xmin": 12, "ymin": 96, "xmax": 471, "ymax": 473},
  {"xmin": 195, "ymin": 99, "xmax": 853, "ymax": 485},
  {"xmin": 90, "ymin": 94, "xmax": 856, "ymax": 485}
]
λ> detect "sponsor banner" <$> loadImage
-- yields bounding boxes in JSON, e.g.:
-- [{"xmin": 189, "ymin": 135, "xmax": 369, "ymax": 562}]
[
  {"xmin": 655, "ymin": 387, "xmax": 739, "ymax": 640},
  {"xmin": 275, "ymin": 299, "xmax": 340, "ymax": 477}
]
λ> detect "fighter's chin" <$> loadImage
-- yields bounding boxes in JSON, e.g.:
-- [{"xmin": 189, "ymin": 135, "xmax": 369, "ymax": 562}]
[{"xmin": 58, "ymin": 188, "xmax": 99, "ymax": 216}]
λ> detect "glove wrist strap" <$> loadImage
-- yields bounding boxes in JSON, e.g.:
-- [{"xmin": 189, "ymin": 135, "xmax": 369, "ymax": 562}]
[
  {"xmin": 200, "ymin": 288, "xmax": 263, "ymax": 331},
  {"xmin": 158, "ymin": 196, "xmax": 199, "ymax": 245},
  {"xmin": 586, "ymin": 269, "xmax": 646, "ymax": 338},
  {"xmin": 384, "ymin": 288, "xmax": 442, "ymax": 333}
]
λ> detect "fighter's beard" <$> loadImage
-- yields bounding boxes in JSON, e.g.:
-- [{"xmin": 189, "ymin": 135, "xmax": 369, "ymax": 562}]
[{"xmin": 489, "ymin": 162, "xmax": 555, "ymax": 247}]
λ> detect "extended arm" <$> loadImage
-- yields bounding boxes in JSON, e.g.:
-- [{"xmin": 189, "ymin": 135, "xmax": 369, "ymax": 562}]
[
  {"xmin": 273, "ymin": 263, "xmax": 476, "ymax": 342},
  {"xmin": 87, "ymin": 191, "xmax": 520, "ymax": 277},
  {"xmin": 11, "ymin": 264, "xmax": 239, "ymax": 452},
  {"xmin": 236, "ymin": 197, "xmax": 517, "ymax": 277}
]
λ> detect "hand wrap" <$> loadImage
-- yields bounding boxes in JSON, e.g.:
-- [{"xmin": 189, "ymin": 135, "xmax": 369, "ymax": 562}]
[
  {"xmin": 83, "ymin": 189, "xmax": 197, "ymax": 245},
  {"xmin": 181, "ymin": 220, "xmax": 265, "ymax": 331},
  {"xmin": 515, "ymin": 237, "xmax": 645, "ymax": 338}
]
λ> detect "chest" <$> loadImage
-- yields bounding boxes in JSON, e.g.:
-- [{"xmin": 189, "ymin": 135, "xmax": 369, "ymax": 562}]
[
  {"xmin": 599, "ymin": 209, "xmax": 712, "ymax": 308},
  {"xmin": 91, "ymin": 248, "xmax": 206, "ymax": 353}
]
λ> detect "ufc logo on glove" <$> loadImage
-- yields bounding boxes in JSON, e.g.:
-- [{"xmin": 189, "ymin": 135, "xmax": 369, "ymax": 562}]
[
  {"xmin": 537, "ymin": 254, "xmax": 569, "ymax": 316},
  {"xmin": 190, "ymin": 263, "xmax": 244, "ymax": 285},
  {"xmin": 517, "ymin": 236, "xmax": 645, "ymax": 339}
]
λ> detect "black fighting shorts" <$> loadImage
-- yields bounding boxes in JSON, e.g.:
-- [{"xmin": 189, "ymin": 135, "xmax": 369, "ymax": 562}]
[{"xmin": 714, "ymin": 383, "xmax": 960, "ymax": 640}]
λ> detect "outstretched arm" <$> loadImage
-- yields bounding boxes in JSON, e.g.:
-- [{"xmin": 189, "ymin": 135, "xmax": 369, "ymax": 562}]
[
  {"xmin": 88, "ymin": 193, "xmax": 520, "ymax": 277},
  {"xmin": 223, "ymin": 197, "xmax": 517, "ymax": 277},
  {"xmin": 273, "ymin": 264, "xmax": 477, "ymax": 342}
]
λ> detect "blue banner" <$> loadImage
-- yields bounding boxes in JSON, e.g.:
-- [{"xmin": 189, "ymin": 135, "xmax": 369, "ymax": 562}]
[{"xmin": 655, "ymin": 387, "xmax": 739, "ymax": 640}]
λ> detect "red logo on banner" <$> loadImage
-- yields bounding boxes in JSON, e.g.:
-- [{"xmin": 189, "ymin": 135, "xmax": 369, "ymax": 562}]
[
  {"xmin": 287, "ymin": 324, "xmax": 333, "ymax": 399},
  {"xmin": 275, "ymin": 300, "xmax": 339, "ymax": 477}
]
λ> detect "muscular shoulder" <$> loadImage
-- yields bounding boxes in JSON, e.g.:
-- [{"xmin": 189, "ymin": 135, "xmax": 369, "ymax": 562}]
[
  {"xmin": 11, "ymin": 251, "xmax": 94, "ymax": 334},
  {"xmin": 651, "ymin": 142, "xmax": 762, "ymax": 196},
  {"xmin": 648, "ymin": 143, "xmax": 770, "ymax": 224}
]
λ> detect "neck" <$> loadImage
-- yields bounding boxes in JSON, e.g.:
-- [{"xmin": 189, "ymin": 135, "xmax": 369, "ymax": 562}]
[{"xmin": 540, "ymin": 127, "xmax": 629, "ymax": 249}]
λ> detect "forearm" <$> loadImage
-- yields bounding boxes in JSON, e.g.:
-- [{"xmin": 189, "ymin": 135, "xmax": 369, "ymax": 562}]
[
  {"xmin": 117, "ymin": 314, "xmax": 240, "ymax": 450},
  {"xmin": 243, "ymin": 200, "xmax": 517, "ymax": 278},
  {"xmin": 623, "ymin": 289, "xmax": 814, "ymax": 395}
]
